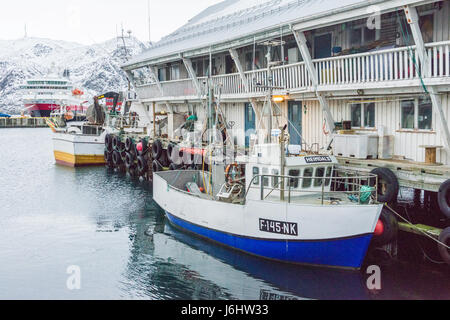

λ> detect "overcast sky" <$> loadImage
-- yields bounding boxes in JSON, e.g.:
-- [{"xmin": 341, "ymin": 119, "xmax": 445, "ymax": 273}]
[{"xmin": 0, "ymin": 0, "xmax": 223, "ymax": 45}]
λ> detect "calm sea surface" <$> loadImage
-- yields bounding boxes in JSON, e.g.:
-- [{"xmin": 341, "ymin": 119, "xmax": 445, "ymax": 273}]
[{"xmin": 0, "ymin": 128, "xmax": 449, "ymax": 300}]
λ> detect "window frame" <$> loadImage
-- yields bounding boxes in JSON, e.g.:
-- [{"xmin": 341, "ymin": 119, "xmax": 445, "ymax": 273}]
[
  {"xmin": 400, "ymin": 98, "xmax": 434, "ymax": 132},
  {"xmin": 351, "ymin": 101, "xmax": 376, "ymax": 129}
]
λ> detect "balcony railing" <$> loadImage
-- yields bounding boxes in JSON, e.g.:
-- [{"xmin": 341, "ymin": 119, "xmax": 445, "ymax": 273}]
[{"xmin": 135, "ymin": 41, "xmax": 450, "ymax": 101}]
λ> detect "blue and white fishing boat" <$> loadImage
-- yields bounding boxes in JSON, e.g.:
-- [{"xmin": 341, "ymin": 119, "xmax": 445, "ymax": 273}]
[{"xmin": 153, "ymin": 133, "xmax": 384, "ymax": 269}]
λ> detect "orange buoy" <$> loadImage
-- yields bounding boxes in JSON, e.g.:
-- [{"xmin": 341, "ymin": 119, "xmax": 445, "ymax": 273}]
[{"xmin": 374, "ymin": 220, "xmax": 384, "ymax": 237}]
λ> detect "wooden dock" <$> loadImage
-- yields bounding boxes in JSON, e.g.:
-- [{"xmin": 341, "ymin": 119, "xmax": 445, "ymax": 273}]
[
  {"xmin": 337, "ymin": 157, "xmax": 450, "ymax": 192},
  {"xmin": 0, "ymin": 117, "xmax": 50, "ymax": 128}
]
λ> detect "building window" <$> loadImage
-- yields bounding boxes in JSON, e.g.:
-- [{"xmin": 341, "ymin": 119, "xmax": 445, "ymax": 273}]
[
  {"xmin": 352, "ymin": 102, "xmax": 376, "ymax": 128},
  {"xmin": 401, "ymin": 98, "xmax": 433, "ymax": 131},
  {"xmin": 170, "ymin": 64, "xmax": 180, "ymax": 80},
  {"xmin": 351, "ymin": 103, "xmax": 362, "ymax": 127},
  {"xmin": 418, "ymin": 97, "xmax": 433, "ymax": 130},
  {"xmin": 349, "ymin": 24, "xmax": 380, "ymax": 48},
  {"xmin": 401, "ymin": 100, "xmax": 415, "ymax": 129},
  {"xmin": 364, "ymin": 103, "xmax": 375, "ymax": 128}
]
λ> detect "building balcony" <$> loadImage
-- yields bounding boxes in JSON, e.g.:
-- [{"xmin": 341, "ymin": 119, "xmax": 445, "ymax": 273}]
[{"xmin": 135, "ymin": 41, "xmax": 450, "ymax": 102}]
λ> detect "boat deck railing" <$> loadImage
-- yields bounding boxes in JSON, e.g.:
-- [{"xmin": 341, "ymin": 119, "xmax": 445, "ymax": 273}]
[{"xmin": 245, "ymin": 168, "xmax": 379, "ymax": 205}]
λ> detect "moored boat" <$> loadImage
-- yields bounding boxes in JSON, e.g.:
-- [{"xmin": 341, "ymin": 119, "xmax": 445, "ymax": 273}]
[{"xmin": 153, "ymin": 135, "xmax": 384, "ymax": 269}]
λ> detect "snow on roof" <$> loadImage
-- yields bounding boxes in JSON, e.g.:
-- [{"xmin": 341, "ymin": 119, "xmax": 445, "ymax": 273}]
[{"xmin": 124, "ymin": 0, "xmax": 379, "ymax": 67}]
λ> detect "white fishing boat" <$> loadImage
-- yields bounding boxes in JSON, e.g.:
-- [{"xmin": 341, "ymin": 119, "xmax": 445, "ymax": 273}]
[{"xmin": 153, "ymin": 127, "xmax": 385, "ymax": 269}]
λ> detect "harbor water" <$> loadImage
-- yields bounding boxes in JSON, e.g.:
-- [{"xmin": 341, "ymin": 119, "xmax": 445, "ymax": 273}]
[{"xmin": 0, "ymin": 128, "xmax": 449, "ymax": 300}]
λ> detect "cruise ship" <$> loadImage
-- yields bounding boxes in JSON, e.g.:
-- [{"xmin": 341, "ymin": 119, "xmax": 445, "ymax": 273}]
[{"xmin": 20, "ymin": 73, "xmax": 87, "ymax": 118}]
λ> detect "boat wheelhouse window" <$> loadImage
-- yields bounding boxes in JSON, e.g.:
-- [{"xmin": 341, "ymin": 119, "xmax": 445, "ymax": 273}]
[
  {"xmin": 325, "ymin": 167, "xmax": 333, "ymax": 187},
  {"xmin": 252, "ymin": 167, "xmax": 259, "ymax": 185},
  {"xmin": 272, "ymin": 169, "xmax": 279, "ymax": 188},
  {"xmin": 262, "ymin": 168, "xmax": 269, "ymax": 187},
  {"xmin": 302, "ymin": 168, "xmax": 313, "ymax": 189},
  {"xmin": 314, "ymin": 167, "xmax": 326, "ymax": 187},
  {"xmin": 288, "ymin": 170, "xmax": 300, "ymax": 189},
  {"xmin": 418, "ymin": 97, "xmax": 432, "ymax": 130}
]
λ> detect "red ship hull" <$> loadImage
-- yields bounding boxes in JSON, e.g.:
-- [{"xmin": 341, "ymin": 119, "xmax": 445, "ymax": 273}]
[{"xmin": 24, "ymin": 104, "xmax": 88, "ymax": 117}]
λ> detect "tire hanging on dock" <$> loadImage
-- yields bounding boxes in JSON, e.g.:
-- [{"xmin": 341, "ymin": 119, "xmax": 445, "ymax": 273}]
[
  {"xmin": 105, "ymin": 134, "xmax": 113, "ymax": 152},
  {"xmin": 370, "ymin": 168, "xmax": 399, "ymax": 204},
  {"xmin": 437, "ymin": 180, "xmax": 450, "ymax": 219},
  {"xmin": 137, "ymin": 155, "xmax": 148, "ymax": 176},
  {"xmin": 112, "ymin": 150, "xmax": 123, "ymax": 166},
  {"xmin": 125, "ymin": 137, "xmax": 134, "ymax": 153},
  {"xmin": 125, "ymin": 152, "xmax": 135, "ymax": 169},
  {"xmin": 438, "ymin": 227, "xmax": 450, "ymax": 265},
  {"xmin": 152, "ymin": 140, "xmax": 163, "ymax": 160}
]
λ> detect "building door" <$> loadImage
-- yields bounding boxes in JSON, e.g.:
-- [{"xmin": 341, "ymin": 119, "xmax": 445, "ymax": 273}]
[
  {"xmin": 314, "ymin": 33, "xmax": 332, "ymax": 59},
  {"xmin": 245, "ymin": 103, "xmax": 256, "ymax": 147},
  {"xmin": 288, "ymin": 101, "xmax": 302, "ymax": 145}
]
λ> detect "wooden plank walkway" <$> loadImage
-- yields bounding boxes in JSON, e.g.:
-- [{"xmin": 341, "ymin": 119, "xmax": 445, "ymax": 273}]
[{"xmin": 337, "ymin": 157, "xmax": 450, "ymax": 192}]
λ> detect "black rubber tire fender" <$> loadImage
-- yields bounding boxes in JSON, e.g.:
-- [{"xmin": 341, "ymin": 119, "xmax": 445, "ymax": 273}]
[
  {"xmin": 125, "ymin": 137, "xmax": 134, "ymax": 152},
  {"xmin": 137, "ymin": 155, "xmax": 148, "ymax": 175},
  {"xmin": 437, "ymin": 180, "xmax": 450, "ymax": 219},
  {"xmin": 372, "ymin": 208, "xmax": 398, "ymax": 247},
  {"xmin": 105, "ymin": 134, "xmax": 113, "ymax": 152},
  {"xmin": 104, "ymin": 150, "xmax": 112, "ymax": 162},
  {"xmin": 112, "ymin": 150, "xmax": 123, "ymax": 166},
  {"xmin": 438, "ymin": 227, "xmax": 450, "ymax": 266},
  {"xmin": 370, "ymin": 168, "xmax": 399, "ymax": 203},
  {"xmin": 152, "ymin": 140, "xmax": 163, "ymax": 160},
  {"xmin": 124, "ymin": 152, "xmax": 134, "ymax": 168}
]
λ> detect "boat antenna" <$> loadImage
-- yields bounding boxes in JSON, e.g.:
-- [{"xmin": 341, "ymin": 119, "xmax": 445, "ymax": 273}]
[{"xmin": 148, "ymin": 0, "xmax": 152, "ymax": 44}]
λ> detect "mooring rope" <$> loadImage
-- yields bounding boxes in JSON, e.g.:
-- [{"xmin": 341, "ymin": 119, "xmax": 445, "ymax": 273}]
[{"xmin": 384, "ymin": 204, "xmax": 450, "ymax": 250}]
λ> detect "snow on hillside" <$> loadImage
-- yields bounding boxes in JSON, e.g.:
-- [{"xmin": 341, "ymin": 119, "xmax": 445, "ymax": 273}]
[{"xmin": 0, "ymin": 37, "xmax": 147, "ymax": 114}]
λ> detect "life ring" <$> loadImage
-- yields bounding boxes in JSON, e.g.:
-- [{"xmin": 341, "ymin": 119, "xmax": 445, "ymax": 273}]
[
  {"xmin": 437, "ymin": 180, "xmax": 450, "ymax": 219},
  {"xmin": 225, "ymin": 163, "xmax": 242, "ymax": 183},
  {"xmin": 372, "ymin": 208, "xmax": 398, "ymax": 246},
  {"xmin": 370, "ymin": 168, "xmax": 399, "ymax": 203},
  {"xmin": 137, "ymin": 156, "xmax": 148, "ymax": 175},
  {"xmin": 438, "ymin": 227, "xmax": 450, "ymax": 265},
  {"xmin": 152, "ymin": 140, "xmax": 163, "ymax": 160}
]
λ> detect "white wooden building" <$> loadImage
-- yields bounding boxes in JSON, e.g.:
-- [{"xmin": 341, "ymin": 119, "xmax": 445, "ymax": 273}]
[{"xmin": 123, "ymin": 0, "xmax": 450, "ymax": 167}]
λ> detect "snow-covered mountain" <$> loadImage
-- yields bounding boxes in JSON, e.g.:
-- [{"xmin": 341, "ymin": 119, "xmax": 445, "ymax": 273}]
[{"xmin": 0, "ymin": 37, "xmax": 147, "ymax": 114}]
